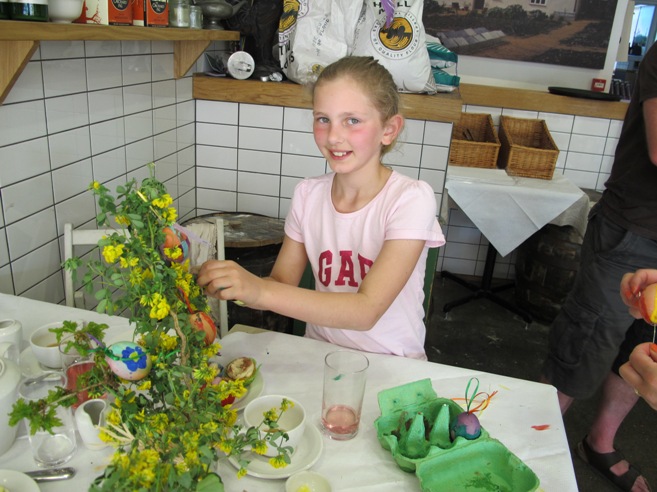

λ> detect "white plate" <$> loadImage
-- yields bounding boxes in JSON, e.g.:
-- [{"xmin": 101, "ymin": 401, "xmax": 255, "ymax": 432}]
[
  {"xmin": 20, "ymin": 346, "xmax": 48, "ymax": 378},
  {"xmin": 231, "ymin": 371, "xmax": 264, "ymax": 411},
  {"xmin": 228, "ymin": 424, "xmax": 324, "ymax": 479},
  {"xmin": 0, "ymin": 469, "xmax": 40, "ymax": 492}
]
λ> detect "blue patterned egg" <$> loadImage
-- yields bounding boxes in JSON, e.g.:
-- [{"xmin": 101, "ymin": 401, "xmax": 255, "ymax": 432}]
[{"xmin": 105, "ymin": 342, "xmax": 152, "ymax": 381}]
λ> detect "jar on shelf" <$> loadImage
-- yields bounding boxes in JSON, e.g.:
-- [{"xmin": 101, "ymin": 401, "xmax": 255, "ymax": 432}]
[
  {"xmin": 9, "ymin": 0, "xmax": 48, "ymax": 21},
  {"xmin": 189, "ymin": 4, "xmax": 201, "ymax": 29},
  {"xmin": 169, "ymin": 0, "xmax": 190, "ymax": 27}
]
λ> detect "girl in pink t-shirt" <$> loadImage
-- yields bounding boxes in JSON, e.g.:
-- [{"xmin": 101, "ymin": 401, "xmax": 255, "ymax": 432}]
[{"xmin": 198, "ymin": 56, "xmax": 445, "ymax": 359}]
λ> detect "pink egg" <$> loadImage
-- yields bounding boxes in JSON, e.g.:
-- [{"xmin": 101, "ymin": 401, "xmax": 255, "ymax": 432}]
[{"xmin": 449, "ymin": 412, "xmax": 481, "ymax": 440}]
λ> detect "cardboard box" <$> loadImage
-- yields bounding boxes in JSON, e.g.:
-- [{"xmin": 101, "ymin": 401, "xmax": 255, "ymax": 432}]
[
  {"xmin": 132, "ymin": 0, "xmax": 144, "ymax": 25},
  {"xmin": 145, "ymin": 0, "xmax": 168, "ymax": 27},
  {"xmin": 75, "ymin": 0, "xmax": 133, "ymax": 25}
]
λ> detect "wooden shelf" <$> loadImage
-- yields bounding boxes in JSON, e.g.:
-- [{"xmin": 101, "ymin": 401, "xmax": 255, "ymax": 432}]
[
  {"xmin": 0, "ymin": 20, "xmax": 240, "ymax": 104},
  {"xmin": 459, "ymin": 83, "xmax": 628, "ymax": 121},
  {"xmin": 193, "ymin": 74, "xmax": 464, "ymax": 124}
]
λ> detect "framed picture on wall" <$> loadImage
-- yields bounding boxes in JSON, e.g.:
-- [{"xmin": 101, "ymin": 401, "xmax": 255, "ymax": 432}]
[{"xmin": 422, "ymin": 0, "xmax": 618, "ymax": 69}]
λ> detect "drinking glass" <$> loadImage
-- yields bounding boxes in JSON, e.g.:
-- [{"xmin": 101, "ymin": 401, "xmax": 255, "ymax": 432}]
[
  {"xmin": 320, "ymin": 350, "xmax": 369, "ymax": 440},
  {"xmin": 59, "ymin": 335, "xmax": 98, "ymax": 408},
  {"xmin": 18, "ymin": 373, "xmax": 77, "ymax": 466}
]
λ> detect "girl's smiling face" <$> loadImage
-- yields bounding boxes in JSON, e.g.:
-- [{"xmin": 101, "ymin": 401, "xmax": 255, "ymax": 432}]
[{"xmin": 312, "ymin": 77, "xmax": 399, "ymax": 176}]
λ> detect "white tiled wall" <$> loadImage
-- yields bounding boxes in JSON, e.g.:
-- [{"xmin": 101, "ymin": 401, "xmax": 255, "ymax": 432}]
[
  {"xmin": 0, "ymin": 39, "xmax": 210, "ymax": 303},
  {"xmin": 0, "ymin": 49, "xmax": 626, "ymax": 304},
  {"xmin": 194, "ymin": 100, "xmax": 451, "ymax": 226}
]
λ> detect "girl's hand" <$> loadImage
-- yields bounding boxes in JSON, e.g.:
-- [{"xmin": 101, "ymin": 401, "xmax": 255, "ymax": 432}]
[
  {"xmin": 619, "ymin": 342, "xmax": 657, "ymax": 411},
  {"xmin": 196, "ymin": 260, "xmax": 263, "ymax": 307}
]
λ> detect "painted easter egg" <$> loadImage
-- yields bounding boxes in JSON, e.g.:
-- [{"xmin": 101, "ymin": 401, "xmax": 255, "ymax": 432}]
[
  {"xmin": 639, "ymin": 283, "xmax": 657, "ymax": 325},
  {"xmin": 105, "ymin": 342, "xmax": 152, "ymax": 381},
  {"xmin": 190, "ymin": 311, "xmax": 217, "ymax": 346},
  {"xmin": 449, "ymin": 412, "xmax": 481, "ymax": 440},
  {"xmin": 160, "ymin": 227, "xmax": 190, "ymax": 264}
]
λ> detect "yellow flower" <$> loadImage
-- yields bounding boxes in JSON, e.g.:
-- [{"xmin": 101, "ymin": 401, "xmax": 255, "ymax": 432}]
[
  {"xmin": 158, "ymin": 333, "xmax": 178, "ymax": 351},
  {"xmin": 111, "ymin": 452, "xmax": 130, "ymax": 469},
  {"xmin": 217, "ymin": 440, "xmax": 232, "ymax": 454},
  {"xmin": 115, "ymin": 215, "xmax": 131, "ymax": 226},
  {"xmin": 90, "ymin": 181, "xmax": 101, "ymax": 191},
  {"xmin": 106, "ymin": 408, "xmax": 122, "ymax": 426},
  {"xmin": 163, "ymin": 207, "xmax": 178, "ymax": 222},
  {"xmin": 237, "ymin": 468, "xmax": 247, "ymax": 479},
  {"xmin": 252, "ymin": 440, "xmax": 268, "ymax": 455},
  {"xmin": 102, "ymin": 244, "xmax": 125, "ymax": 264},
  {"xmin": 152, "ymin": 194, "xmax": 173, "ymax": 209},
  {"xmin": 281, "ymin": 399, "xmax": 294, "ymax": 412},
  {"xmin": 119, "ymin": 256, "xmax": 138, "ymax": 268},
  {"xmin": 263, "ymin": 409, "xmax": 279, "ymax": 421},
  {"xmin": 269, "ymin": 456, "xmax": 287, "ymax": 468},
  {"xmin": 137, "ymin": 380, "xmax": 151, "ymax": 391},
  {"xmin": 164, "ymin": 247, "xmax": 183, "ymax": 260},
  {"xmin": 148, "ymin": 293, "xmax": 170, "ymax": 320}
]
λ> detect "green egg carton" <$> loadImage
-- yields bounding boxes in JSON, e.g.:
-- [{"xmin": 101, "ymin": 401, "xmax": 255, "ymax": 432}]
[
  {"xmin": 374, "ymin": 379, "xmax": 540, "ymax": 491},
  {"xmin": 416, "ymin": 438, "xmax": 539, "ymax": 492}
]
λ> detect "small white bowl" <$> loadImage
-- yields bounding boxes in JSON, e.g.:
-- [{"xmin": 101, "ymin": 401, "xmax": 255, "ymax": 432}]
[
  {"xmin": 243, "ymin": 394, "xmax": 305, "ymax": 457},
  {"xmin": 285, "ymin": 470, "xmax": 332, "ymax": 492},
  {"xmin": 48, "ymin": 0, "xmax": 84, "ymax": 23}
]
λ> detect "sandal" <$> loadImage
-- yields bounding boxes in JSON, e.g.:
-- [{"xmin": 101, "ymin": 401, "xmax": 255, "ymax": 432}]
[{"xmin": 576, "ymin": 437, "xmax": 652, "ymax": 492}]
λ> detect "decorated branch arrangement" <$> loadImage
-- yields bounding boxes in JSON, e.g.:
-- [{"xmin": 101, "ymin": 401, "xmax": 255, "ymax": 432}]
[{"xmin": 9, "ymin": 166, "xmax": 294, "ymax": 491}]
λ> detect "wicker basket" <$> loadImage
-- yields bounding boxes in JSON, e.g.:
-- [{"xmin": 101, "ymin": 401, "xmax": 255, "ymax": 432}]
[
  {"xmin": 448, "ymin": 113, "xmax": 501, "ymax": 169},
  {"xmin": 497, "ymin": 116, "xmax": 559, "ymax": 180}
]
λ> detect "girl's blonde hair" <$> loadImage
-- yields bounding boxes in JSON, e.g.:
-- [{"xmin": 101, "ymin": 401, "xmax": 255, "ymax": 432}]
[{"xmin": 311, "ymin": 56, "xmax": 403, "ymax": 156}]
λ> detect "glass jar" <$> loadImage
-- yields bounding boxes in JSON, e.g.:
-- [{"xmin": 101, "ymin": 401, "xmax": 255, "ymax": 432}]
[
  {"xmin": 189, "ymin": 4, "xmax": 202, "ymax": 29},
  {"xmin": 168, "ymin": 0, "xmax": 190, "ymax": 27},
  {"xmin": 9, "ymin": 0, "xmax": 48, "ymax": 21}
]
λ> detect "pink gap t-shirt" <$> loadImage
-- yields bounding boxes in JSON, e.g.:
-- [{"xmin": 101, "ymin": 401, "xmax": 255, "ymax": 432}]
[{"xmin": 285, "ymin": 171, "xmax": 445, "ymax": 360}]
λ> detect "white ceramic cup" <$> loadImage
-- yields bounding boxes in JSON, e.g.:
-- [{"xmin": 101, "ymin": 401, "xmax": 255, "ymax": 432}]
[
  {"xmin": 243, "ymin": 395, "xmax": 305, "ymax": 457},
  {"xmin": 30, "ymin": 320, "xmax": 83, "ymax": 369},
  {"xmin": 75, "ymin": 398, "xmax": 109, "ymax": 450},
  {"xmin": 0, "ymin": 320, "xmax": 22, "ymax": 364}
]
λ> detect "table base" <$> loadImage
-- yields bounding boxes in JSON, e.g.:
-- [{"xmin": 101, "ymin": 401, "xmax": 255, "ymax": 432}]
[{"xmin": 441, "ymin": 243, "xmax": 533, "ymax": 325}]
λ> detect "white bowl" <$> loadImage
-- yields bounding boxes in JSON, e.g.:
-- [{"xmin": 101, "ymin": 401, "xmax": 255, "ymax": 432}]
[
  {"xmin": 285, "ymin": 470, "xmax": 332, "ymax": 492},
  {"xmin": 243, "ymin": 394, "xmax": 305, "ymax": 457},
  {"xmin": 48, "ymin": 0, "xmax": 84, "ymax": 23}
]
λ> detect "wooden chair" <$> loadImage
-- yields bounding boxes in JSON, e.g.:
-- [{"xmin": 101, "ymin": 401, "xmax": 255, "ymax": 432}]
[{"xmin": 63, "ymin": 223, "xmax": 116, "ymax": 308}]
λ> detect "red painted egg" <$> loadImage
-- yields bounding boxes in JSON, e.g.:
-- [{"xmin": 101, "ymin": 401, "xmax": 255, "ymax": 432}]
[{"xmin": 639, "ymin": 283, "xmax": 657, "ymax": 325}]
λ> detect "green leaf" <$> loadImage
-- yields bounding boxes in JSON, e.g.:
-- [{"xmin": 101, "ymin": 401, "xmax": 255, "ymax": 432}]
[{"xmin": 197, "ymin": 473, "xmax": 223, "ymax": 492}]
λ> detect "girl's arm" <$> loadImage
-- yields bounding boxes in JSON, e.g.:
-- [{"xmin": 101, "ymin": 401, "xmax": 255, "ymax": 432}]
[{"xmin": 197, "ymin": 236, "xmax": 425, "ymax": 330}]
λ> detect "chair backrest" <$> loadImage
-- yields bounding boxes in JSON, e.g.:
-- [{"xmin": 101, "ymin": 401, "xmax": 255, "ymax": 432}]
[
  {"xmin": 292, "ymin": 246, "xmax": 440, "ymax": 336},
  {"xmin": 63, "ymin": 223, "xmax": 116, "ymax": 308},
  {"xmin": 214, "ymin": 217, "xmax": 229, "ymax": 339}
]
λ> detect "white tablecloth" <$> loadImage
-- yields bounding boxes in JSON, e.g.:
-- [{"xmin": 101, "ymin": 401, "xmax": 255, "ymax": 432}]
[
  {"xmin": 0, "ymin": 294, "xmax": 578, "ymax": 491},
  {"xmin": 442, "ymin": 167, "xmax": 590, "ymax": 257}
]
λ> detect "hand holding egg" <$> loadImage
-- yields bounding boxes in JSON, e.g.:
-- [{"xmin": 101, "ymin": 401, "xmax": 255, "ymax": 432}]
[{"xmin": 620, "ymin": 270, "xmax": 657, "ymax": 324}]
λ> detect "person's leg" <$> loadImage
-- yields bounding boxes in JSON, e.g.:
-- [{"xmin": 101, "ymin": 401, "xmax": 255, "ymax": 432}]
[
  {"xmin": 542, "ymin": 209, "xmax": 640, "ymax": 401},
  {"xmin": 580, "ymin": 320, "xmax": 653, "ymax": 492}
]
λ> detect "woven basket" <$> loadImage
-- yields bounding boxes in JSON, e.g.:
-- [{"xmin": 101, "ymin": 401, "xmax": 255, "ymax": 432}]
[
  {"xmin": 497, "ymin": 116, "xmax": 559, "ymax": 180},
  {"xmin": 448, "ymin": 113, "xmax": 500, "ymax": 169}
]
